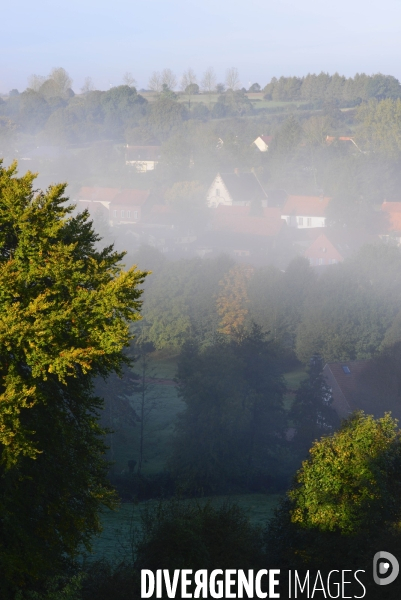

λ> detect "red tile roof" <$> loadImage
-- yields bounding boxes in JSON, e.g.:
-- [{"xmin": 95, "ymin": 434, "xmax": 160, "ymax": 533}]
[
  {"xmin": 77, "ymin": 187, "xmax": 150, "ymax": 207},
  {"xmin": 78, "ymin": 187, "xmax": 120, "ymax": 203},
  {"xmin": 210, "ymin": 206, "xmax": 284, "ymax": 237},
  {"xmin": 112, "ymin": 189, "xmax": 150, "ymax": 206},
  {"xmin": 282, "ymin": 195, "xmax": 330, "ymax": 217},
  {"xmin": 259, "ymin": 135, "xmax": 273, "ymax": 144},
  {"xmin": 326, "ymin": 136, "xmax": 355, "ymax": 144},
  {"xmin": 304, "ymin": 233, "xmax": 344, "ymax": 262},
  {"xmin": 381, "ymin": 202, "xmax": 401, "ymax": 231}
]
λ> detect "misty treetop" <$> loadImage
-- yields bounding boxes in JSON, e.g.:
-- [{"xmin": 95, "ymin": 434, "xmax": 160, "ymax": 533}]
[
  {"xmin": 133, "ymin": 244, "xmax": 401, "ymax": 366},
  {"xmin": 263, "ymin": 72, "xmax": 401, "ymax": 105}
]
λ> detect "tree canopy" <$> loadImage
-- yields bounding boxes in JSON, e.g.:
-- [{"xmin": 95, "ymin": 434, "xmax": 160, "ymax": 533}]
[{"xmin": 0, "ymin": 161, "xmax": 147, "ymax": 595}]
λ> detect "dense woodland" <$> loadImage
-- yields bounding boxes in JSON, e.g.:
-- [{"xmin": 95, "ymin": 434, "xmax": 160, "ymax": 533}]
[{"xmin": 1, "ymin": 68, "xmax": 401, "ymax": 598}]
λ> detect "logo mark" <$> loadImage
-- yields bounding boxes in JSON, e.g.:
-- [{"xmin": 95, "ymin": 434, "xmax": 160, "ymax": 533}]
[{"xmin": 373, "ymin": 552, "xmax": 399, "ymax": 586}]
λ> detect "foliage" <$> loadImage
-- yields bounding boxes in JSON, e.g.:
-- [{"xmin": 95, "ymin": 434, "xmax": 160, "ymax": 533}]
[
  {"xmin": 141, "ymin": 255, "xmax": 234, "ymax": 349},
  {"xmin": 81, "ymin": 560, "xmax": 137, "ymax": 600},
  {"xmin": 164, "ymin": 180, "xmax": 206, "ymax": 215},
  {"xmin": 147, "ymin": 96, "xmax": 188, "ymax": 139},
  {"xmin": 248, "ymin": 257, "xmax": 316, "ymax": 350},
  {"xmin": 289, "ymin": 412, "xmax": 401, "ymax": 534},
  {"xmin": 264, "ymin": 413, "xmax": 401, "ymax": 600},
  {"xmin": 289, "ymin": 355, "xmax": 339, "ymax": 456},
  {"xmin": 357, "ymin": 98, "xmax": 401, "ymax": 157},
  {"xmin": 216, "ymin": 264, "xmax": 253, "ymax": 338},
  {"xmin": 135, "ymin": 498, "xmax": 265, "ymax": 571},
  {"xmin": 0, "ymin": 161, "xmax": 147, "ymax": 595},
  {"xmin": 295, "ymin": 247, "xmax": 401, "ymax": 363},
  {"xmin": 263, "ymin": 71, "xmax": 401, "ymax": 104}
]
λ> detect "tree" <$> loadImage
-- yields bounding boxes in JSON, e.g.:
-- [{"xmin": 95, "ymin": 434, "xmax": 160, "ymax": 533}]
[
  {"xmin": 164, "ymin": 180, "xmax": 205, "ymax": 215},
  {"xmin": 248, "ymin": 82, "xmax": 261, "ymax": 92},
  {"xmin": 81, "ymin": 76, "xmax": 95, "ymax": 94},
  {"xmin": 148, "ymin": 71, "xmax": 162, "ymax": 93},
  {"xmin": 290, "ymin": 412, "xmax": 401, "ymax": 534},
  {"xmin": 122, "ymin": 71, "xmax": 136, "ymax": 87},
  {"xmin": 201, "ymin": 67, "xmax": 217, "ymax": 106},
  {"xmin": 216, "ymin": 264, "xmax": 253, "ymax": 339},
  {"xmin": 130, "ymin": 341, "xmax": 160, "ymax": 476},
  {"xmin": 140, "ymin": 255, "xmax": 233, "ymax": 350},
  {"xmin": 38, "ymin": 67, "xmax": 73, "ymax": 99},
  {"xmin": 181, "ymin": 68, "xmax": 197, "ymax": 108},
  {"xmin": 50, "ymin": 67, "xmax": 73, "ymax": 94},
  {"xmin": 0, "ymin": 161, "xmax": 147, "ymax": 596},
  {"xmin": 289, "ymin": 355, "xmax": 339, "ymax": 456},
  {"xmin": 135, "ymin": 499, "xmax": 264, "ymax": 572},
  {"xmin": 225, "ymin": 67, "xmax": 241, "ymax": 91},
  {"xmin": 271, "ymin": 114, "xmax": 303, "ymax": 155},
  {"xmin": 161, "ymin": 68, "xmax": 177, "ymax": 91},
  {"xmin": 265, "ymin": 412, "xmax": 401, "ymax": 598},
  {"xmin": 303, "ymin": 115, "xmax": 331, "ymax": 147},
  {"xmin": 0, "ymin": 117, "xmax": 16, "ymax": 149},
  {"xmin": 100, "ymin": 85, "xmax": 147, "ymax": 137},
  {"xmin": 147, "ymin": 96, "xmax": 187, "ymax": 140},
  {"xmin": 171, "ymin": 327, "xmax": 286, "ymax": 493},
  {"xmin": 356, "ymin": 98, "xmax": 401, "ymax": 157},
  {"xmin": 27, "ymin": 74, "xmax": 46, "ymax": 92}
]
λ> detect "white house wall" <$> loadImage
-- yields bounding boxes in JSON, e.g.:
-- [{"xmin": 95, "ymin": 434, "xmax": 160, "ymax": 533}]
[
  {"xmin": 126, "ymin": 160, "xmax": 157, "ymax": 172},
  {"xmin": 253, "ymin": 137, "xmax": 269, "ymax": 152},
  {"xmin": 282, "ymin": 215, "xmax": 326, "ymax": 228}
]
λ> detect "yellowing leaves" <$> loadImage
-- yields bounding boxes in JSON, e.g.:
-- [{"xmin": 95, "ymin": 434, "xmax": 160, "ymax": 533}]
[{"xmin": 0, "ymin": 160, "xmax": 148, "ymax": 467}]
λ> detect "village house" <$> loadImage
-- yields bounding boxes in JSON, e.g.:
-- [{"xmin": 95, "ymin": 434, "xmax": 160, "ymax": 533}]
[
  {"xmin": 380, "ymin": 201, "xmax": 401, "ymax": 245},
  {"xmin": 253, "ymin": 135, "xmax": 273, "ymax": 152},
  {"xmin": 323, "ymin": 359, "xmax": 401, "ymax": 421},
  {"xmin": 323, "ymin": 360, "xmax": 371, "ymax": 419},
  {"xmin": 197, "ymin": 205, "xmax": 286, "ymax": 261},
  {"xmin": 325, "ymin": 136, "xmax": 364, "ymax": 153},
  {"xmin": 206, "ymin": 171, "xmax": 268, "ymax": 208},
  {"xmin": 281, "ymin": 195, "xmax": 330, "ymax": 228},
  {"xmin": 125, "ymin": 145, "xmax": 161, "ymax": 172},
  {"xmin": 303, "ymin": 232, "xmax": 344, "ymax": 266},
  {"xmin": 76, "ymin": 187, "xmax": 150, "ymax": 225},
  {"xmin": 292, "ymin": 227, "xmax": 373, "ymax": 267}
]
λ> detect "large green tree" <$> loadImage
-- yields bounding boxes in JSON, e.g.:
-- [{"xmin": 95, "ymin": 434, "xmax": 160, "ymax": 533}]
[
  {"xmin": 171, "ymin": 326, "xmax": 286, "ymax": 493},
  {"xmin": 0, "ymin": 161, "xmax": 147, "ymax": 596},
  {"xmin": 265, "ymin": 413, "xmax": 401, "ymax": 597}
]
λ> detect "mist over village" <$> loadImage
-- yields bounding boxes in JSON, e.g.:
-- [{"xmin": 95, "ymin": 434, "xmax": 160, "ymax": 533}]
[{"xmin": 2, "ymin": 2, "xmax": 401, "ymax": 598}]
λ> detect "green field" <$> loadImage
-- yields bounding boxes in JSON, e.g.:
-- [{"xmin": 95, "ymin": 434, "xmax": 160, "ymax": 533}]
[{"xmin": 140, "ymin": 90, "xmax": 308, "ymax": 112}]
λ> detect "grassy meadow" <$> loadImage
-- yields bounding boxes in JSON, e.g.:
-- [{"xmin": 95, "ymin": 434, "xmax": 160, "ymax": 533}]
[
  {"xmin": 91, "ymin": 354, "xmax": 306, "ymax": 562},
  {"xmin": 89, "ymin": 493, "xmax": 282, "ymax": 563}
]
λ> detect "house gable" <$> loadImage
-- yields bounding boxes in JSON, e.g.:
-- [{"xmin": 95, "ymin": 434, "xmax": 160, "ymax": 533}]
[
  {"xmin": 206, "ymin": 173, "xmax": 234, "ymax": 207},
  {"xmin": 304, "ymin": 233, "xmax": 344, "ymax": 266},
  {"xmin": 207, "ymin": 172, "xmax": 268, "ymax": 208}
]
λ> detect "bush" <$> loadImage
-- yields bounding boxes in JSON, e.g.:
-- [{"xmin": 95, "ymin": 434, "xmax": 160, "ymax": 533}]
[{"xmin": 135, "ymin": 498, "xmax": 265, "ymax": 571}]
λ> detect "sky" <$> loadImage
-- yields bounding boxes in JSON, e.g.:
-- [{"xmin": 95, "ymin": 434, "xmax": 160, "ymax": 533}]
[{"xmin": 1, "ymin": 0, "xmax": 401, "ymax": 93}]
